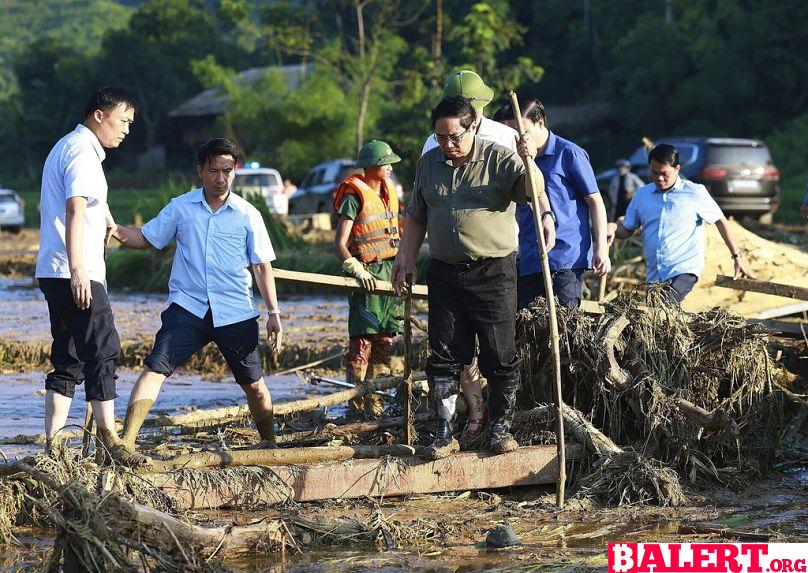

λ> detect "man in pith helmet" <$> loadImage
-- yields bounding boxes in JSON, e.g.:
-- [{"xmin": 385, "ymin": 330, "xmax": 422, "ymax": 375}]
[{"xmin": 333, "ymin": 140, "xmax": 404, "ymax": 414}]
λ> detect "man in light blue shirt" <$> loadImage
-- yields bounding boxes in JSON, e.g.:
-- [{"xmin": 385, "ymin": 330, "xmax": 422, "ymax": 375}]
[
  {"xmin": 112, "ymin": 138, "xmax": 283, "ymax": 461},
  {"xmin": 613, "ymin": 144, "xmax": 751, "ymax": 302}
]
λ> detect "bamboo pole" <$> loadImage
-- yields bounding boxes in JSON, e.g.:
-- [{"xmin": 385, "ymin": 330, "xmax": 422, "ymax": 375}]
[
  {"xmin": 273, "ymin": 268, "xmax": 428, "ymax": 299},
  {"xmin": 507, "ymin": 90, "xmax": 566, "ymax": 508},
  {"xmin": 403, "ymin": 273, "xmax": 415, "ymax": 444},
  {"xmin": 143, "ymin": 372, "xmax": 428, "ymax": 429}
]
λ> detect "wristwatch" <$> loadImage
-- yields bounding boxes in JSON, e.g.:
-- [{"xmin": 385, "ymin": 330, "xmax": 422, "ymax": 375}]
[
  {"xmin": 541, "ymin": 210, "xmax": 557, "ymax": 224},
  {"xmin": 731, "ymin": 253, "xmax": 742, "ymax": 260},
  {"xmin": 267, "ymin": 308, "xmax": 282, "ymax": 316}
]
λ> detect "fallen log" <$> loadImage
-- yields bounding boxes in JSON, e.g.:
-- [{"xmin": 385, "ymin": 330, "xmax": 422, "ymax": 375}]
[
  {"xmin": 273, "ymin": 413, "xmax": 433, "ymax": 445},
  {"xmin": 675, "ymin": 399, "xmax": 740, "ymax": 435},
  {"xmin": 715, "ymin": 275, "xmax": 808, "ymax": 302},
  {"xmin": 141, "ymin": 444, "xmax": 573, "ymax": 509},
  {"xmin": 144, "ymin": 372, "xmax": 427, "ymax": 429},
  {"xmin": 142, "ymin": 444, "xmax": 419, "ymax": 473}
]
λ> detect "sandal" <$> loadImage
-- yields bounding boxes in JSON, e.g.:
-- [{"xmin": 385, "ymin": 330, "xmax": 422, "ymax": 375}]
[{"xmin": 460, "ymin": 408, "xmax": 488, "ymax": 441}]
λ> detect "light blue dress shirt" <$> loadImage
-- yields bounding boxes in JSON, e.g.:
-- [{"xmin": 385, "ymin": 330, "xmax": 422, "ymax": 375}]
[
  {"xmin": 141, "ymin": 188, "xmax": 276, "ymax": 327},
  {"xmin": 622, "ymin": 177, "xmax": 724, "ymax": 282}
]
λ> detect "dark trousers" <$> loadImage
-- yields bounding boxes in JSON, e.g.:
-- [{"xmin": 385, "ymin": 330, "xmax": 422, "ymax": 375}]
[
  {"xmin": 660, "ymin": 273, "xmax": 698, "ymax": 304},
  {"xmin": 517, "ymin": 269, "xmax": 585, "ymax": 310},
  {"xmin": 39, "ymin": 278, "xmax": 120, "ymax": 401},
  {"xmin": 426, "ymin": 256, "xmax": 520, "ymax": 392}
]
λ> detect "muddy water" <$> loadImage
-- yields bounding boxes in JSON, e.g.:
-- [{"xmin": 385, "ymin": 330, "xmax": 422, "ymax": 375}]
[
  {"xmin": 0, "ymin": 277, "xmax": 348, "ymax": 348},
  {"xmin": 0, "ymin": 369, "xmax": 339, "ymax": 458}
]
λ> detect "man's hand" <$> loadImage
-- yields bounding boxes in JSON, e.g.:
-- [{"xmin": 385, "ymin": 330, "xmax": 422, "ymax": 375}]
[
  {"xmin": 342, "ymin": 257, "xmax": 376, "ymax": 291},
  {"xmin": 391, "ymin": 254, "xmax": 416, "ymax": 296},
  {"xmin": 70, "ymin": 266, "xmax": 92, "ymax": 310},
  {"xmin": 801, "ymin": 202, "xmax": 808, "ymax": 220},
  {"xmin": 592, "ymin": 246, "xmax": 612, "ymax": 276},
  {"xmin": 516, "ymin": 132, "xmax": 538, "ymax": 159},
  {"xmin": 104, "ymin": 207, "xmax": 117, "ymax": 247},
  {"xmin": 266, "ymin": 314, "xmax": 283, "ymax": 354},
  {"xmin": 541, "ymin": 215, "xmax": 556, "ymax": 252},
  {"xmin": 733, "ymin": 256, "xmax": 753, "ymax": 279},
  {"xmin": 606, "ymin": 222, "xmax": 618, "ymax": 246}
]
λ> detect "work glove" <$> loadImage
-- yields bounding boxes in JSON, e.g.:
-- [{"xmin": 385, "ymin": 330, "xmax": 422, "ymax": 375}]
[{"xmin": 343, "ymin": 257, "xmax": 376, "ymax": 291}]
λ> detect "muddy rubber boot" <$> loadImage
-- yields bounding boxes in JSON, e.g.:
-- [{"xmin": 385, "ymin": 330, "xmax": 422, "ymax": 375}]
[
  {"xmin": 254, "ymin": 411, "xmax": 277, "ymax": 449},
  {"xmin": 45, "ymin": 434, "xmax": 67, "ymax": 460},
  {"xmin": 361, "ymin": 362, "xmax": 387, "ymax": 418},
  {"xmin": 489, "ymin": 374, "xmax": 520, "ymax": 455},
  {"xmin": 95, "ymin": 426, "xmax": 151, "ymax": 467},
  {"xmin": 425, "ymin": 375, "xmax": 460, "ymax": 460},
  {"xmin": 121, "ymin": 399, "xmax": 154, "ymax": 449}
]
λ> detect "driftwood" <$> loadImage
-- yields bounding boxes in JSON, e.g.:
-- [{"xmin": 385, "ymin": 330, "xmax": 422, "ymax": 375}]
[
  {"xmin": 599, "ymin": 317, "xmax": 741, "ymax": 436},
  {"xmin": 274, "ymin": 413, "xmax": 433, "ymax": 445},
  {"xmin": 144, "ymin": 372, "xmax": 427, "ymax": 429},
  {"xmin": 142, "ymin": 444, "xmax": 419, "ymax": 473},
  {"xmin": 715, "ymin": 274, "xmax": 808, "ymax": 302}
]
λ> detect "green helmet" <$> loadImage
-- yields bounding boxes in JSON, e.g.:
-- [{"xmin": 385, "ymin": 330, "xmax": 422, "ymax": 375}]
[
  {"xmin": 355, "ymin": 140, "xmax": 401, "ymax": 168},
  {"xmin": 440, "ymin": 70, "xmax": 494, "ymax": 111}
]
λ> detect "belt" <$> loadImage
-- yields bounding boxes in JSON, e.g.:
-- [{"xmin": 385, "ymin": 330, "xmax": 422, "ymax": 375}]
[{"xmin": 441, "ymin": 258, "xmax": 491, "ymax": 270}]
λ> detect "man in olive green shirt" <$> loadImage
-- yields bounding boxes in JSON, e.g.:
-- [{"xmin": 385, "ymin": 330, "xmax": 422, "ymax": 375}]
[{"xmin": 393, "ymin": 96, "xmax": 554, "ymax": 458}]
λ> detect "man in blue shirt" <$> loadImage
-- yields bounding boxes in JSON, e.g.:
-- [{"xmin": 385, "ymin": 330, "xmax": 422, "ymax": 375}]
[
  {"xmin": 493, "ymin": 99, "xmax": 611, "ymax": 309},
  {"xmin": 613, "ymin": 144, "xmax": 751, "ymax": 301},
  {"xmin": 111, "ymin": 138, "xmax": 283, "ymax": 462}
]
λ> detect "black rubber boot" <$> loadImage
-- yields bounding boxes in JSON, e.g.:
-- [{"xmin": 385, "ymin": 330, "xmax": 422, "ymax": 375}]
[
  {"xmin": 489, "ymin": 373, "xmax": 520, "ymax": 454},
  {"xmin": 425, "ymin": 375, "xmax": 460, "ymax": 460}
]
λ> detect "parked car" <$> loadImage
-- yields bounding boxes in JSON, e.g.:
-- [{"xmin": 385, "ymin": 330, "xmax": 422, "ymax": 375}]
[
  {"xmin": 0, "ymin": 188, "xmax": 25, "ymax": 233},
  {"xmin": 288, "ymin": 159, "xmax": 404, "ymax": 215},
  {"xmin": 232, "ymin": 165, "xmax": 288, "ymax": 215},
  {"xmin": 597, "ymin": 137, "xmax": 780, "ymax": 223}
]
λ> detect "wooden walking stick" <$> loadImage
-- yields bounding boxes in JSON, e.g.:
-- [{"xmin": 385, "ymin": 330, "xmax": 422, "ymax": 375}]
[
  {"xmin": 402, "ymin": 272, "xmax": 415, "ymax": 445},
  {"xmin": 507, "ymin": 90, "xmax": 566, "ymax": 508}
]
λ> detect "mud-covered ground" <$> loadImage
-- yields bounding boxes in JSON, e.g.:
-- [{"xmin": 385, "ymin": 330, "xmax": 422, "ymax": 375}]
[
  {"xmin": 0, "ymin": 228, "xmax": 805, "ymax": 571},
  {"xmin": 1, "ymin": 467, "xmax": 805, "ymax": 571}
]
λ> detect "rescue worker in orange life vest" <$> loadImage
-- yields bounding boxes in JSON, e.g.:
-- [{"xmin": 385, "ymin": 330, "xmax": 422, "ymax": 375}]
[{"xmin": 333, "ymin": 140, "xmax": 404, "ymax": 408}]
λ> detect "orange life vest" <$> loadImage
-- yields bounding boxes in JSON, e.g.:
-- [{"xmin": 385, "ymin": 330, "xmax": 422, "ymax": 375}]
[{"xmin": 333, "ymin": 174, "xmax": 401, "ymax": 263}]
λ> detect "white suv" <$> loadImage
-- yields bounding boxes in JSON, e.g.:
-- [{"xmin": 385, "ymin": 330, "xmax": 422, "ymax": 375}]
[
  {"xmin": 232, "ymin": 166, "xmax": 288, "ymax": 215},
  {"xmin": 0, "ymin": 189, "xmax": 24, "ymax": 233}
]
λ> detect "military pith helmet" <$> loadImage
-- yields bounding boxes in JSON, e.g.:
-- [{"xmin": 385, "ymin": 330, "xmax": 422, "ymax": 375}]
[
  {"xmin": 440, "ymin": 70, "xmax": 495, "ymax": 111},
  {"xmin": 355, "ymin": 140, "xmax": 401, "ymax": 168}
]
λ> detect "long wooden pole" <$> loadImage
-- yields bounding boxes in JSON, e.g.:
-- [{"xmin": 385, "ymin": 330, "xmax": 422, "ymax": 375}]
[
  {"xmin": 507, "ymin": 90, "xmax": 566, "ymax": 508},
  {"xmin": 403, "ymin": 273, "xmax": 415, "ymax": 444},
  {"xmin": 715, "ymin": 275, "xmax": 808, "ymax": 302},
  {"xmin": 273, "ymin": 268, "xmax": 428, "ymax": 299}
]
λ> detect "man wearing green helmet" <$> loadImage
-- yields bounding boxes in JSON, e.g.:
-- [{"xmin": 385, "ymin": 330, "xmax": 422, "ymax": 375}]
[{"xmin": 333, "ymin": 140, "xmax": 404, "ymax": 411}]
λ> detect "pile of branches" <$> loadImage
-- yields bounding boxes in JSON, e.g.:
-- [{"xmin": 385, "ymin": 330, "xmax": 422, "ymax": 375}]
[{"xmin": 516, "ymin": 289, "xmax": 784, "ymax": 504}]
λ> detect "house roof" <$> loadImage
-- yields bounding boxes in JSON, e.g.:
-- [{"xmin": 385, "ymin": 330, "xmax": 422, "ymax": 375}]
[{"xmin": 169, "ymin": 63, "xmax": 313, "ymax": 118}]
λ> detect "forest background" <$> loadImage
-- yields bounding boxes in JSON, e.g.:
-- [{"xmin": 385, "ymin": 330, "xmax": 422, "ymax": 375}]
[{"xmin": 0, "ymin": 0, "xmax": 806, "ymax": 223}]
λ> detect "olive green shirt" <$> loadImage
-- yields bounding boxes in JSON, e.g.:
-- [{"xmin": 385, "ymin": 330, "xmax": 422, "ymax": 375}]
[{"xmin": 407, "ymin": 137, "xmax": 526, "ymax": 263}]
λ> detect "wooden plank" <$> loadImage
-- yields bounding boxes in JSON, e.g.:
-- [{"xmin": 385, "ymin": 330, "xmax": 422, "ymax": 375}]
[
  {"xmin": 746, "ymin": 319, "xmax": 808, "ymax": 338},
  {"xmin": 273, "ymin": 268, "xmax": 428, "ymax": 299},
  {"xmin": 141, "ymin": 445, "xmax": 575, "ymax": 510},
  {"xmin": 715, "ymin": 275, "xmax": 808, "ymax": 302},
  {"xmin": 750, "ymin": 302, "xmax": 808, "ymax": 320}
]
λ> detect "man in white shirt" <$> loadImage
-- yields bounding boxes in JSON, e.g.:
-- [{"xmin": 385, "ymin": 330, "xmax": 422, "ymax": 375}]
[{"xmin": 36, "ymin": 86, "xmax": 141, "ymax": 464}]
